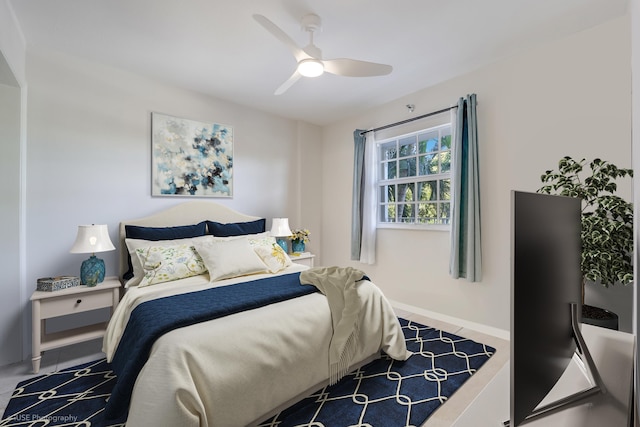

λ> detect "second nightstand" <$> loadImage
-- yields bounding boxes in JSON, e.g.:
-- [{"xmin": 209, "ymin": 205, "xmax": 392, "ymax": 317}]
[{"xmin": 30, "ymin": 277, "xmax": 120, "ymax": 373}]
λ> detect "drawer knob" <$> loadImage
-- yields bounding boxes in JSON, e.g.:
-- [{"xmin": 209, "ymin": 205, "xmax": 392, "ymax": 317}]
[{"xmin": 76, "ymin": 299, "xmax": 82, "ymax": 304}]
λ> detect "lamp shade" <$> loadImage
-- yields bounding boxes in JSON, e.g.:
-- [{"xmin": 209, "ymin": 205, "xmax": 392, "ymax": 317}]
[
  {"xmin": 70, "ymin": 224, "xmax": 116, "ymax": 254},
  {"xmin": 270, "ymin": 218, "xmax": 292, "ymax": 237}
]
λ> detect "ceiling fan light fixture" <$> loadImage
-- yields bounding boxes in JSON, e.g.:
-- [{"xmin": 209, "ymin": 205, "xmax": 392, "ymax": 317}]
[{"xmin": 297, "ymin": 59, "xmax": 324, "ymax": 77}]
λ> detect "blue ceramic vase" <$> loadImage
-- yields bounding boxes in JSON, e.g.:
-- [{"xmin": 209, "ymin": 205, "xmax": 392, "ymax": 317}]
[{"xmin": 291, "ymin": 240, "xmax": 305, "ymax": 253}]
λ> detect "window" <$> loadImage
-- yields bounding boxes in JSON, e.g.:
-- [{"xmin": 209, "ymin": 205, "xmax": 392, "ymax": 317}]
[{"xmin": 377, "ymin": 124, "xmax": 452, "ymax": 228}]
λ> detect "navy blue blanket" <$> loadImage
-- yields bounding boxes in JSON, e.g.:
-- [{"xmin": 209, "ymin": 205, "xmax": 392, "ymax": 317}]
[{"xmin": 104, "ymin": 272, "xmax": 316, "ymax": 420}]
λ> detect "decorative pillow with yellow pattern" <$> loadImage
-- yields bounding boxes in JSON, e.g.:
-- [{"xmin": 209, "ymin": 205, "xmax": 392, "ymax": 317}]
[
  {"xmin": 251, "ymin": 240, "xmax": 293, "ymax": 273},
  {"xmin": 135, "ymin": 244, "xmax": 207, "ymax": 287}
]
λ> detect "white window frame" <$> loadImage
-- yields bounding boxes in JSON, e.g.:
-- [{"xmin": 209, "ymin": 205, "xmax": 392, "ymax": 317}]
[{"xmin": 376, "ymin": 123, "xmax": 452, "ymax": 231}]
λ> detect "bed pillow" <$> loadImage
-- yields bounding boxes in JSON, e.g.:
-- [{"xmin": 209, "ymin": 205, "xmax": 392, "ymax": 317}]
[
  {"xmin": 135, "ymin": 244, "xmax": 207, "ymax": 287},
  {"xmin": 125, "ymin": 222, "xmax": 207, "ymax": 240},
  {"xmin": 210, "ymin": 231, "xmax": 271, "ymax": 243},
  {"xmin": 125, "ymin": 235, "xmax": 211, "ymax": 288},
  {"xmin": 194, "ymin": 237, "xmax": 268, "ymax": 282},
  {"xmin": 123, "ymin": 222, "xmax": 207, "ymax": 280},
  {"xmin": 248, "ymin": 234, "xmax": 292, "ymax": 273},
  {"xmin": 206, "ymin": 219, "xmax": 266, "ymax": 237},
  {"xmin": 253, "ymin": 243, "xmax": 292, "ymax": 273}
]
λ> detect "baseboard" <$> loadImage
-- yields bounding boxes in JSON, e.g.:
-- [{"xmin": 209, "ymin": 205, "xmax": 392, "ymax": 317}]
[{"xmin": 389, "ymin": 299, "xmax": 510, "ymax": 341}]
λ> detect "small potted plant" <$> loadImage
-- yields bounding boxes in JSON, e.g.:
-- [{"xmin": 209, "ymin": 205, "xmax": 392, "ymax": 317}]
[
  {"xmin": 538, "ymin": 156, "xmax": 633, "ymax": 330},
  {"xmin": 290, "ymin": 229, "xmax": 310, "ymax": 253}
]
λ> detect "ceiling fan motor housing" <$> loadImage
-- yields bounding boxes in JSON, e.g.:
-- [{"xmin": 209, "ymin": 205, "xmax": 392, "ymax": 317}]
[{"xmin": 301, "ymin": 13, "xmax": 322, "ymax": 33}]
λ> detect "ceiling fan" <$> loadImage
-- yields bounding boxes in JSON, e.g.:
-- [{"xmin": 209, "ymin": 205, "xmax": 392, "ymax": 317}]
[{"xmin": 253, "ymin": 13, "xmax": 393, "ymax": 95}]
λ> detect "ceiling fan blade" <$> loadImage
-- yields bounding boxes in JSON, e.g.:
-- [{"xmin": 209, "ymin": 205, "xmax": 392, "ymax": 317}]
[
  {"xmin": 323, "ymin": 58, "xmax": 393, "ymax": 77},
  {"xmin": 274, "ymin": 71, "xmax": 302, "ymax": 95},
  {"xmin": 253, "ymin": 14, "xmax": 307, "ymax": 62}
]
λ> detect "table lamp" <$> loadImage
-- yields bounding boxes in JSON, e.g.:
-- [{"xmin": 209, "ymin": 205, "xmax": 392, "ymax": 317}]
[
  {"xmin": 270, "ymin": 218, "xmax": 292, "ymax": 253},
  {"xmin": 70, "ymin": 224, "xmax": 116, "ymax": 286}
]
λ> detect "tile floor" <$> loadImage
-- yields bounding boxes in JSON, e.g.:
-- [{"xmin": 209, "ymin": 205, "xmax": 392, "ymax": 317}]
[{"xmin": 0, "ymin": 308, "xmax": 509, "ymax": 425}]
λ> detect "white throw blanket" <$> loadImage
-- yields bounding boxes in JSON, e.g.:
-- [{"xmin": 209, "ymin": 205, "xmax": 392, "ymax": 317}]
[{"xmin": 300, "ymin": 266, "xmax": 370, "ymax": 384}]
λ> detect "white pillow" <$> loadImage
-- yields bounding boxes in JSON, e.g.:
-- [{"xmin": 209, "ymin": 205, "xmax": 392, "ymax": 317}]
[
  {"xmin": 247, "ymin": 234, "xmax": 293, "ymax": 273},
  {"xmin": 125, "ymin": 235, "xmax": 211, "ymax": 288},
  {"xmin": 210, "ymin": 231, "xmax": 271, "ymax": 242},
  {"xmin": 135, "ymin": 244, "xmax": 207, "ymax": 287},
  {"xmin": 194, "ymin": 237, "xmax": 268, "ymax": 282}
]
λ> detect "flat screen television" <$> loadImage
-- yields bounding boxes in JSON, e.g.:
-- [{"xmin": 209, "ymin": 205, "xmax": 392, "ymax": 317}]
[{"xmin": 509, "ymin": 191, "xmax": 606, "ymax": 426}]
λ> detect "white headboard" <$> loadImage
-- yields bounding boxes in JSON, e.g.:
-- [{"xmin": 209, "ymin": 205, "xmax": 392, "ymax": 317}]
[{"xmin": 119, "ymin": 201, "xmax": 261, "ymax": 278}]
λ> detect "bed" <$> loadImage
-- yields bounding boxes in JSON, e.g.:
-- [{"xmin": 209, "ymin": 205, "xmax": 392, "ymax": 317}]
[{"xmin": 103, "ymin": 201, "xmax": 409, "ymax": 426}]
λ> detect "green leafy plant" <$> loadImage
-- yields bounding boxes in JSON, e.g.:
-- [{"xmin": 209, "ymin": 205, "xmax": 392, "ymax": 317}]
[{"xmin": 538, "ymin": 156, "xmax": 633, "ymax": 289}]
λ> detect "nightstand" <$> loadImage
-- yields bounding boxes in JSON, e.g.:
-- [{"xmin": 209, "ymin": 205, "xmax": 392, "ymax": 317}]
[
  {"xmin": 30, "ymin": 277, "xmax": 120, "ymax": 373},
  {"xmin": 290, "ymin": 252, "xmax": 315, "ymax": 267}
]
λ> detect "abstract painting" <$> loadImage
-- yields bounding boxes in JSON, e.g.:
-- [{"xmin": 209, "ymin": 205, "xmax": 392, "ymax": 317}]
[{"xmin": 151, "ymin": 112, "xmax": 233, "ymax": 197}]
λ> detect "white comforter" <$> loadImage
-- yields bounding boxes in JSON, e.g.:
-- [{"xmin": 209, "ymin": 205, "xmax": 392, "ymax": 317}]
[{"xmin": 103, "ymin": 264, "xmax": 409, "ymax": 427}]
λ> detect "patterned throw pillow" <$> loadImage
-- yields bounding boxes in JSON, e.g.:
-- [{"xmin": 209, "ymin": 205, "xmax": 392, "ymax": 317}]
[
  {"xmin": 248, "ymin": 234, "xmax": 292, "ymax": 273},
  {"xmin": 135, "ymin": 244, "xmax": 207, "ymax": 287},
  {"xmin": 253, "ymin": 243, "xmax": 292, "ymax": 273},
  {"xmin": 125, "ymin": 235, "xmax": 211, "ymax": 288}
]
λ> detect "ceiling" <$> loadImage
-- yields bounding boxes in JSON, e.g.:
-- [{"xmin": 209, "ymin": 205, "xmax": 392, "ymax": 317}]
[{"xmin": 8, "ymin": 0, "xmax": 629, "ymax": 126}]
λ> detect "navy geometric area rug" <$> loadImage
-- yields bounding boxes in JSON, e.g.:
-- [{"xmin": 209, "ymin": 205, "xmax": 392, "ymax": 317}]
[
  {"xmin": 257, "ymin": 318, "xmax": 496, "ymax": 426},
  {"xmin": 1, "ymin": 318, "xmax": 495, "ymax": 427},
  {"xmin": 0, "ymin": 358, "xmax": 125, "ymax": 427}
]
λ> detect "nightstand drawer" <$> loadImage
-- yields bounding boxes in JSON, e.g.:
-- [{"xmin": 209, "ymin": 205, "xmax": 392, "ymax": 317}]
[{"xmin": 40, "ymin": 289, "xmax": 113, "ymax": 318}]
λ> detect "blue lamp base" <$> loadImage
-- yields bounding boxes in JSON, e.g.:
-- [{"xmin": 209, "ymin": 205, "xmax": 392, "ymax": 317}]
[
  {"xmin": 80, "ymin": 255, "xmax": 105, "ymax": 287},
  {"xmin": 276, "ymin": 238, "xmax": 288, "ymax": 253}
]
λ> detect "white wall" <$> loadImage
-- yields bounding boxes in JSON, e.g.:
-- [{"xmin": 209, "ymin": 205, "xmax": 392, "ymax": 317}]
[
  {"xmin": 0, "ymin": 0, "xmax": 25, "ymax": 366},
  {"xmin": 20, "ymin": 46, "xmax": 320, "ymax": 359},
  {"xmin": 0, "ymin": 0, "xmax": 25, "ymax": 86},
  {"xmin": 320, "ymin": 16, "xmax": 632, "ymax": 333},
  {"xmin": 0, "ymin": 82, "xmax": 21, "ymax": 365},
  {"xmin": 296, "ymin": 121, "xmax": 323, "ymax": 258}
]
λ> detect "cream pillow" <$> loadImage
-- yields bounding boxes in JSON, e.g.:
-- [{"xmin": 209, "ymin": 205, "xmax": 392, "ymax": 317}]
[
  {"xmin": 135, "ymin": 244, "xmax": 207, "ymax": 287},
  {"xmin": 194, "ymin": 237, "xmax": 268, "ymax": 282},
  {"xmin": 125, "ymin": 235, "xmax": 211, "ymax": 287},
  {"xmin": 249, "ymin": 237, "xmax": 292, "ymax": 273},
  {"xmin": 210, "ymin": 231, "xmax": 271, "ymax": 242}
]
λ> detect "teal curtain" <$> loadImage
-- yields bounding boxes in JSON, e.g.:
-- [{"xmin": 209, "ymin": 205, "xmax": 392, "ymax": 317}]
[
  {"xmin": 351, "ymin": 129, "xmax": 366, "ymax": 260},
  {"xmin": 449, "ymin": 94, "xmax": 482, "ymax": 281}
]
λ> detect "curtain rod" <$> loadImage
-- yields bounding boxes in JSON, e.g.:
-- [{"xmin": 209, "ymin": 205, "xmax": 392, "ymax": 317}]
[{"xmin": 359, "ymin": 105, "xmax": 458, "ymax": 136}]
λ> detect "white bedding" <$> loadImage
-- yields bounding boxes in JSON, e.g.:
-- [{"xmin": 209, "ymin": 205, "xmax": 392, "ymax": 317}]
[{"xmin": 103, "ymin": 264, "xmax": 409, "ymax": 427}]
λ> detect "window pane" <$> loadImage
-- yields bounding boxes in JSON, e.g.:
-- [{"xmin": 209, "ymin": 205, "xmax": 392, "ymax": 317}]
[
  {"xmin": 381, "ymin": 184, "xmax": 395, "ymax": 202},
  {"xmin": 418, "ymin": 131, "xmax": 438, "ymax": 153},
  {"xmin": 440, "ymin": 202, "xmax": 451, "ymax": 224},
  {"xmin": 418, "ymin": 154, "xmax": 439, "ymax": 175},
  {"xmin": 398, "ymin": 183, "xmax": 414, "ymax": 202},
  {"xmin": 399, "ymin": 136, "xmax": 416, "ymax": 156},
  {"xmin": 380, "ymin": 141, "xmax": 397, "ymax": 160},
  {"xmin": 385, "ymin": 161, "xmax": 397, "ymax": 180},
  {"xmin": 439, "ymin": 179, "xmax": 451, "ymax": 200},
  {"xmin": 399, "ymin": 158, "xmax": 416, "ymax": 177},
  {"xmin": 439, "ymin": 151, "xmax": 451, "ymax": 173},
  {"xmin": 441, "ymin": 130, "xmax": 452, "ymax": 150},
  {"xmin": 380, "ymin": 204, "xmax": 396, "ymax": 222},
  {"xmin": 418, "ymin": 203, "xmax": 438, "ymax": 224},
  {"xmin": 418, "ymin": 181, "xmax": 437, "ymax": 201},
  {"xmin": 398, "ymin": 203, "xmax": 415, "ymax": 222}
]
